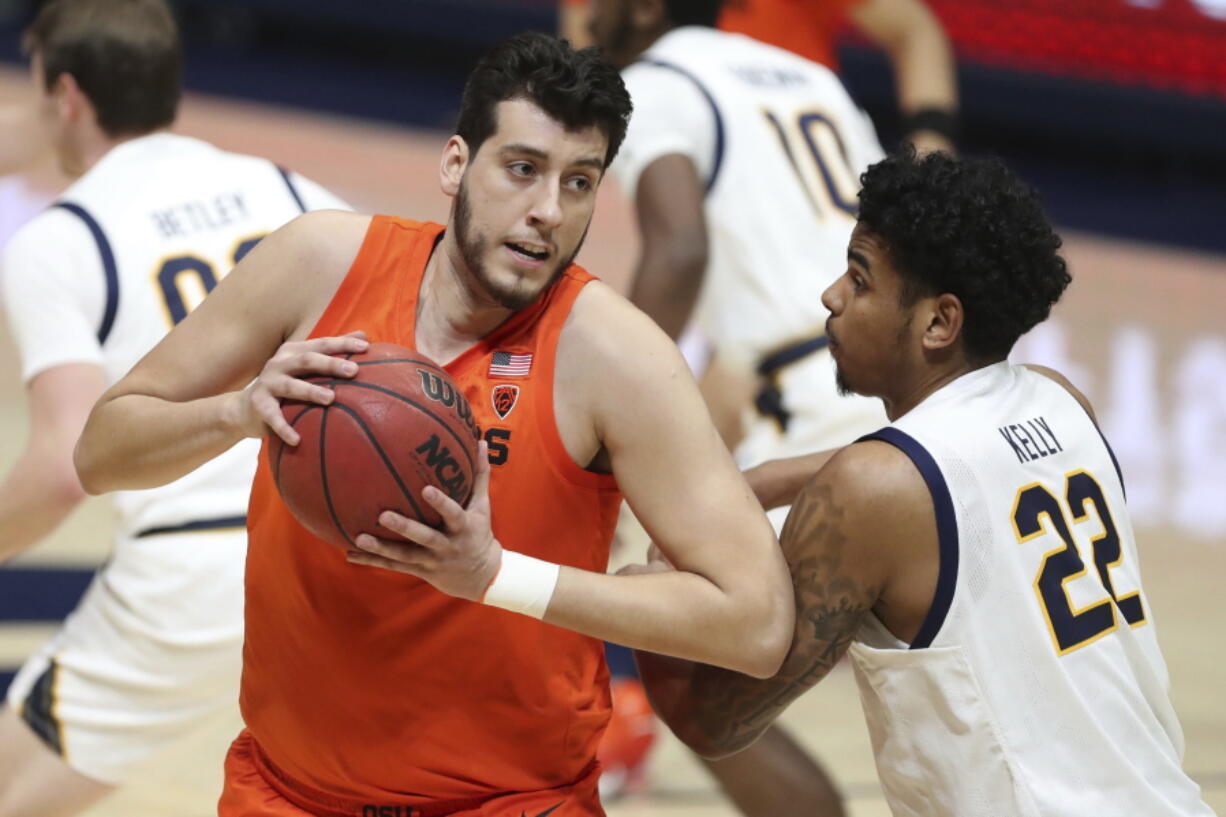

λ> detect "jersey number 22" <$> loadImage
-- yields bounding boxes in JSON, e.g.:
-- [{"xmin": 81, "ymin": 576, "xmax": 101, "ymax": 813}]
[{"xmin": 1012, "ymin": 469, "xmax": 1146, "ymax": 655}]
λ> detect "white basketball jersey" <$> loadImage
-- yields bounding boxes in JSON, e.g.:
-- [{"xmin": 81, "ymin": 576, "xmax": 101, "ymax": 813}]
[
  {"xmin": 850, "ymin": 363, "xmax": 1213, "ymax": 817},
  {"xmin": 613, "ymin": 26, "xmax": 885, "ymax": 362},
  {"xmin": 1, "ymin": 133, "xmax": 348, "ymax": 537}
]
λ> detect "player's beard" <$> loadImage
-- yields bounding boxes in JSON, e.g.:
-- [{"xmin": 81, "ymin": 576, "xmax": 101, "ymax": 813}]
[
  {"xmin": 835, "ymin": 365, "xmax": 853, "ymax": 397},
  {"xmin": 454, "ymin": 178, "xmax": 587, "ymax": 310},
  {"xmin": 833, "ymin": 314, "xmax": 912, "ymax": 398}
]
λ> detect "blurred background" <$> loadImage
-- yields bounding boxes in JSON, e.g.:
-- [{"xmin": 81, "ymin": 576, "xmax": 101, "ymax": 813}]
[
  {"xmin": 5, "ymin": 0, "xmax": 1226, "ymax": 246},
  {"xmin": 0, "ymin": 1, "xmax": 1223, "ymax": 815}
]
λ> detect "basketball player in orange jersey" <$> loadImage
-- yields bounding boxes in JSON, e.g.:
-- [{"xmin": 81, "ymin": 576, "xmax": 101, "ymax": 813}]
[{"xmin": 74, "ymin": 33, "xmax": 794, "ymax": 817}]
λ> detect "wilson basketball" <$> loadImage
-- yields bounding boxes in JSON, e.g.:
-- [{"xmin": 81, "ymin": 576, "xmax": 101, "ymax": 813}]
[{"xmin": 268, "ymin": 342, "xmax": 481, "ymax": 548}]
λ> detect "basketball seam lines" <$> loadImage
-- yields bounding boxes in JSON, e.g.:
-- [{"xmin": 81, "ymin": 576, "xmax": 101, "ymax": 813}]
[
  {"xmin": 271, "ymin": 404, "xmax": 323, "ymax": 489},
  {"xmin": 287, "ymin": 404, "xmax": 319, "ymax": 425},
  {"xmin": 317, "ymin": 409, "xmax": 357, "ymax": 548},
  {"xmin": 313, "ymin": 380, "xmax": 478, "ymax": 473},
  {"xmin": 353, "ymin": 358, "xmax": 448, "ymax": 372},
  {"xmin": 328, "ymin": 402, "xmax": 431, "ymax": 524}
]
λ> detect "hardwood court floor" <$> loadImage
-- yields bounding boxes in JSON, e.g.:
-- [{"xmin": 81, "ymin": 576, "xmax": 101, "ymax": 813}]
[{"xmin": 0, "ymin": 70, "xmax": 1222, "ymax": 816}]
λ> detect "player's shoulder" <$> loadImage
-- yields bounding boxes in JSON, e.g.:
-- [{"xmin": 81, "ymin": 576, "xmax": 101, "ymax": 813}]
[
  {"xmin": 271, "ymin": 209, "xmax": 372, "ymax": 259},
  {"xmin": 1, "ymin": 205, "xmax": 93, "ymax": 265},
  {"xmin": 562, "ymin": 279, "xmax": 688, "ymax": 378},
  {"xmin": 620, "ymin": 57, "xmax": 701, "ymax": 104},
  {"xmin": 821, "ymin": 438, "xmax": 926, "ymax": 503},
  {"xmin": 782, "ymin": 439, "xmax": 928, "ymax": 574},
  {"xmin": 1021, "ymin": 363, "xmax": 1098, "ymax": 422},
  {"xmin": 566, "ymin": 279, "xmax": 661, "ymax": 346},
  {"xmin": 624, "ymin": 27, "xmax": 727, "ymax": 82},
  {"xmin": 282, "ymin": 207, "xmax": 369, "ymax": 231},
  {"xmin": 219, "ymin": 210, "xmax": 372, "ymax": 325},
  {"xmin": 197, "ymin": 139, "xmax": 309, "ymax": 182}
]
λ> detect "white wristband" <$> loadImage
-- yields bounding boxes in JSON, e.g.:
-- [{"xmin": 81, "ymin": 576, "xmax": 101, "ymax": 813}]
[{"xmin": 481, "ymin": 550, "xmax": 560, "ymax": 620}]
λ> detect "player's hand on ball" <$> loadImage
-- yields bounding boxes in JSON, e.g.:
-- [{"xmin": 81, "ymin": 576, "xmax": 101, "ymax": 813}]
[
  {"xmin": 231, "ymin": 331, "xmax": 369, "ymax": 444},
  {"xmin": 348, "ymin": 441, "xmax": 502, "ymax": 601}
]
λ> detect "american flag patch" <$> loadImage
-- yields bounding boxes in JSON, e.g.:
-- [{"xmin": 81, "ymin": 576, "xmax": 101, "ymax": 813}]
[{"xmin": 489, "ymin": 350, "xmax": 533, "ymax": 377}]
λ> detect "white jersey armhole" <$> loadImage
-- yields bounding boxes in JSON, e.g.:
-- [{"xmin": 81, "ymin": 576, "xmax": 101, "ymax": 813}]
[
  {"xmin": 612, "ymin": 61, "xmax": 719, "ymax": 199},
  {"xmin": 1, "ymin": 205, "xmax": 109, "ymax": 382}
]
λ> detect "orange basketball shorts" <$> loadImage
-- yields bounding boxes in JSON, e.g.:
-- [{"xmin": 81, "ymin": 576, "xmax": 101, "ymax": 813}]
[{"xmin": 218, "ymin": 730, "xmax": 606, "ymax": 817}]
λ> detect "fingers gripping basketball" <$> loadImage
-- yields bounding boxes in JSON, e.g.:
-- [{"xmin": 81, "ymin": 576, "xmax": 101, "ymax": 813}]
[{"xmin": 268, "ymin": 342, "xmax": 481, "ymax": 548}]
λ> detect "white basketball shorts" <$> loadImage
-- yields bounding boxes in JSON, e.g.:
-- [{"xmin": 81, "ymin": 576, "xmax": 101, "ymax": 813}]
[{"xmin": 6, "ymin": 524, "xmax": 246, "ymax": 784}]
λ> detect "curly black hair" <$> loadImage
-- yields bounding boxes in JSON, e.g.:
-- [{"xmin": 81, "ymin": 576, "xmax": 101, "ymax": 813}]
[
  {"xmin": 455, "ymin": 32, "xmax": 632, "ymax": 169},
  {"xmin": 857, "ymin": 150, "xmax": 1071, "ymax": 362}
]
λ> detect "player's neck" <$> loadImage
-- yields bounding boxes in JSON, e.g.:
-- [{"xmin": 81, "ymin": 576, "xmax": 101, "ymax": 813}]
[
  {"xmin": 416, "ymin": 234, "xmax": 514, "ymax": 364},
  {"xmin": 881, "ymin": 358, "xmax": 984, "ymax": 421},
  {"xmin": 65, "ymin": 127, "xmax": 152, "ymax": 178},
  {"xmin": 631, "ymin": 23, "xmax": 675, "ymax": 62}
]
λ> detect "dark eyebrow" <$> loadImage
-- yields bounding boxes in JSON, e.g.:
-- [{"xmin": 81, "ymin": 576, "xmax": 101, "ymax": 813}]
[
  {"xmin": 500, "ymin": 143, "xmax": 605, "ymax": 172},
  {"xmin": 848, "ymin": 249, "xmax": 871, "ymax": 274},
  {"xmin": 501, "ymin": 143, "xmax": 549, "ymax": 161},
  {"xmin": 571, "ymin": 157, "xmax": 606, "ymax": 171}
]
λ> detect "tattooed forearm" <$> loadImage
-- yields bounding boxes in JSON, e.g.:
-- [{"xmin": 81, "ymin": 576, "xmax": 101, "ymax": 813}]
[{"xmin": 637, "ymin": 477, "xmax": 879, "ymax": 758}]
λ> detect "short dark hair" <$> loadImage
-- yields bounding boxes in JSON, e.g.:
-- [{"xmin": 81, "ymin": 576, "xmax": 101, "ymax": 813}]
[
  {"xmin": 23, "ymin": 0, "xmax": 181, "ymax": 138},
  {"xmin": 663, "ymin": 0, "xmax": 726, "ymax": 27},
  {"xmin": 857, "ymin": 151, "xmax": 1071, "ymax": 362},
  {"xmin": 455, "ymin": 32, "xmax": 632, "ymax": 169}
]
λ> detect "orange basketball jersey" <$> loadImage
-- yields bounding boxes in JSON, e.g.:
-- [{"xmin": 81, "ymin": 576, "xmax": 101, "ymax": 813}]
[
  {"xmin": 720, "ymin": 0, "xmax": 864, "ymax": 68},
  {"xmin": 240, "ymin": 216, "xmax": 622, "ymax": 809}
]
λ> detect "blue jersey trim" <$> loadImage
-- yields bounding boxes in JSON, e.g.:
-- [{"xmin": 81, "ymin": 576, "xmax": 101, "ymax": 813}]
[
  {"xmin": 276, "ymin": 164, "xmax": 308, "ymax": 213},
  {"xmin": 1099, "ymin": 431, "xmax": 1126, "ymax": 501},
  {"xmin": 135, "ymin": 514, "xmax": 248, "ymax": 538},
  {"xmin": 1082, "ymin": 411, "xmax": 1127, "ymax": 501},
  {"xmin": 52, "ymin": 202, "xmax": 119, "ymax": 344},
  {"xmin": 638, "ymin": 59, "xmax": 726, "ymax": 195},
  {"xmin": 858, "ymin": 426, "xmax": 960, "ymax": 650}
]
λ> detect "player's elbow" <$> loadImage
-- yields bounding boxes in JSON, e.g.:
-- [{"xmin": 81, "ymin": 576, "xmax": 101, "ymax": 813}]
[
  {"xmin": 74, "ymin": 445, "xmax": 102, "ymax": 495},
  {"xmin": 670, "ymin": 716, "xmax": 763, "ymax": 760},
  {"xmin": 732, "ymin": 594, "xmax": 794, "ymax": 679},
  {"xmin": 741, "ymin": 626, "xmax": 792, "ymax": 680},
  {"xmin": 73, "ymin": 428, "xmax": 111, "ymax": 496}
]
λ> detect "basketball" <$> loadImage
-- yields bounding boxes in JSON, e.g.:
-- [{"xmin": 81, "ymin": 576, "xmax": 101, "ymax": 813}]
[{"xmin": 268, "ymin": 342, "xmax": 482, "ymax": 548}]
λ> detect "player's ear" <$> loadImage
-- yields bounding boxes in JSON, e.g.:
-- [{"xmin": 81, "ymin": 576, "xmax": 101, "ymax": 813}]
[
  {"xmin": 52, "ymin": 72, "xmax": 89, "ymax": 126},
  {"xmin": 439, "ymin": 136, "xmax": 469, "ymax": 197},
  {"xmin": 921, "ymin": 292, "xmax": 964, "ymax": 353}
]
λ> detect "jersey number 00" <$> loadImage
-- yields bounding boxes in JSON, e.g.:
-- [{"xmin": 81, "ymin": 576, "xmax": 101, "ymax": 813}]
[{"xmin": 152, "ymin": 234, "xmax": 266, "ymax": 326}]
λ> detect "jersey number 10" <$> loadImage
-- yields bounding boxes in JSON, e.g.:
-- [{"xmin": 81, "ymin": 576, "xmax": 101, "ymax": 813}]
[
  {"xmin": 153, "ymin": 234, "xmax": 266, "ymax": 326},
  {"xmin": 763, "ymin": 109, "xmax": 859, "ymax": 220},
  {"xmin": 1011, "ymin": 469, "xmax": 1146, "ymax": 655}
]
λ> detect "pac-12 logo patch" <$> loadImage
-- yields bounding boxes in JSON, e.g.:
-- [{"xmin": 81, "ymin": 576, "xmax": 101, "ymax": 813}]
[{"xmin": 492, "ymin": 384, "xmax": 520, "ymax": 420}]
